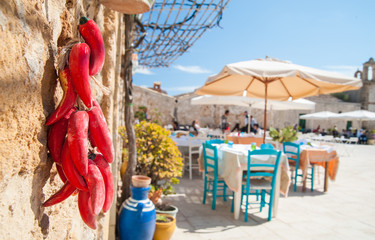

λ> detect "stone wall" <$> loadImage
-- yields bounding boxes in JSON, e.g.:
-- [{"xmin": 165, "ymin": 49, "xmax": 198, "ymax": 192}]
[
  {"xmin": 133, "ymin": 85, "xmax": 176, "ymax": 126},
  {"xmin": 176, "ymin": 93, "xmax": 315, "ymax": 130},
  {"xmin": 0, "ymin": 1, "xmax": 123, "ymax": 239},
  {"xmin": 132, "ymin": 88, "xmax": 367, "ymax": 132}
]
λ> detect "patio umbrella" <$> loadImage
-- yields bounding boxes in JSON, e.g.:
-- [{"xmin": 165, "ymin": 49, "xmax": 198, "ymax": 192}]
[
  {"xmin": 191, "ymin": 95, "xmax": 315, "ymax": 110},
  {"xmin": 330, "ymin": 110, "xmax": 375, "ymax": 121},
  {"xmin": 299, "ymin": 111, "xmax": 340, "ymax": 120},
  {"xmin": 191, "ymin": 95, "xmax": 315, "ymax": 131},
  {"xmin": 195, "ymin": 57, "xmax": 362, "ymax": 142},
  {"xmin": 251, "ymin": 98, "xmax": 315, "ymax": 111},
  {"xmin": 330, "ymin": 110, "xmax": 375, "ymax": 129},
  {"xmin": 191, "ymin": 95, "xmax": 253, "ymax": 107}
]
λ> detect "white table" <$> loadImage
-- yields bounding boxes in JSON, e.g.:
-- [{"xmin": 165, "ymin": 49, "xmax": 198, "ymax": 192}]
[
  {"xmin": 170, "ymin": 135, "xmax": 207, "ymax": 179},
  {"xmin": 199, "ymin": 144, "xmax": 289, "ymax": 220}
]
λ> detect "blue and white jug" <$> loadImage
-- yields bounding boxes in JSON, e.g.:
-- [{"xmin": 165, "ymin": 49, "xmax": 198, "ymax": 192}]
[{"xmin": 118, "ymin": 186, "xmax": 156, "ymax": 240}]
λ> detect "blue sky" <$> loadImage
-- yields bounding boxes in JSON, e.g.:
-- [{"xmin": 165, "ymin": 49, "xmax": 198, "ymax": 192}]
[{"xmin": 133, "ymin": 0, "xmax": 375, "ymax": 96}]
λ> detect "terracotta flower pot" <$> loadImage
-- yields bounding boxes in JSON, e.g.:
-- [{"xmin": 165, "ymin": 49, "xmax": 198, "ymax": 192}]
[
  {"xmin": 100, "ymin": 0, "xmax": 154, "ymax": 14},
  {"xmin": 153, "ymin": 214, "xmax": 176, "ymax": 240},
  {"xmin": 132, "ymin": 175, "xmax": 151, "ymax": 188}
]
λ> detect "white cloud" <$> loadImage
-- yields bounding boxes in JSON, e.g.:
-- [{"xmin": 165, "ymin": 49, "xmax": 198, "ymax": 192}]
[
  {"xmin": 173, "ymin": 65, "xmax": 211, "ymax": 74},
  {"xmin": 322, "ymin": 65, "xmax": 361, "ymax": 77},
  {"xmin": 134, "ymin": 67, "xmax": 154, "ymax": 75}
]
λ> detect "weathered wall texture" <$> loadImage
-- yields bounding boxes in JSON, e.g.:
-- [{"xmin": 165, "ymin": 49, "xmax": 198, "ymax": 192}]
[
  {"xmin": 0, "ymin": 0, "xmax": 122, "ymax": 239},
  {"xmin": 133, "ymin": 85, "xmax": 176, "ymax": 125}
]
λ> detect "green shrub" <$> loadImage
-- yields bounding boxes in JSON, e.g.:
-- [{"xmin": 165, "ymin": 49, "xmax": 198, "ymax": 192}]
[
  {"xmin": 119, "ymin": 121, "xmax": 183, "ymax": 195},
  {"xmin": 269, "ymin": 126, "xmax": 298, "ymax": 143}
]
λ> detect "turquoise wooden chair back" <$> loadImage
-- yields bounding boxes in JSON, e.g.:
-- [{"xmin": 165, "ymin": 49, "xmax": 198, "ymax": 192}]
[
  {"xmin": 202, "ymin": 142, "xmax": 219, "ymax": 177},
  {"xmin": 283, "ymin": 141, "xmax": 301, "ymax": 192},
  {"xmin": 246, "ymin": 149, "xmax": 282, "ymax": 189},
  {"xmin": 282, "ymin": 142, "xmax": 300, "ymax": 169},
  {"xmin": 243, "ymin": 149, "xmax": 282, "ymax": 221},
  {"xmin": 206, "ymin": 139, "xmax": 225, "ymax": 144},
  {"xmin": 260, "ymin": 143, "xmax": 274, "ymax": 150}
]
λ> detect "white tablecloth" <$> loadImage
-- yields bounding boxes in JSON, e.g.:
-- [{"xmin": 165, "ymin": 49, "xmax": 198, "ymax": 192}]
[{"xmin": 199, "ymin": 143, "xmax": 290, "ymax": 220}]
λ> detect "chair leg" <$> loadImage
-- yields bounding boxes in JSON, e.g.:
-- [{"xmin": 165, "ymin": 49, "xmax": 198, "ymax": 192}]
[
  {"xmin": 212, "ymin": 179, "xmax": 218, "ymax": 210},
  {"xmin": 202, "ymin": 176, "xmax": 207, "ymax": 204},
  {"xmin": 244, "ymin": 184, "xmax": 251, "ymax": 222},
  {"xmin": 231, "ymin": 192, "xmax": 234, "ymax": 213},
  {"xmin": 294, "ymin": 169, "xmax": 298, "ymax": 192},
  {"xmin": 189, "ymin": 152, "xmax": 192, "ymax": 180},
  {"xmin": 260, "ymin": 190, "xmax": 266, "ymax": 212},
  {"xmin": 311, "ymin": 165, "xmax": 314, "ymax": 192},
  {"xmin": 223, "ymin": 183, "xmax": 227, "ymax": 202},
  {"xmin": 267, "ymin": 189, "xmax": 274, "ymax": 221}
]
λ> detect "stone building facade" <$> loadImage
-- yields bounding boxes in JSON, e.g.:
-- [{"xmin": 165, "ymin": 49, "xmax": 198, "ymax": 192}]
[
  {"xmin": 0, "ymin": 1, "xmax": 124, "ymax": 239},
  {"xmin": 357, "ymin": 58, "xmax": 375, "ymax": 112}
]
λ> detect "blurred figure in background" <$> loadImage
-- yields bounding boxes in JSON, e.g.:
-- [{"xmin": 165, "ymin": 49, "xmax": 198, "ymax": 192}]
[
  {"xmin": 190, "ymin": 119, "xmax": 200, "ymax": 136},
  {"xmin": 221, "ymin": 110, "xmax": 230, "ymax": 133},
  {"xmin": 241, "ymin": 111, "xmax": 249, "ymax": 133},
  {"xmin": 250, "ymin": 115, "xmax": 257, "ymax": 132},
  {"xmin": 172, "ymin": 120, "xmax": 179, "ymax": 131}
]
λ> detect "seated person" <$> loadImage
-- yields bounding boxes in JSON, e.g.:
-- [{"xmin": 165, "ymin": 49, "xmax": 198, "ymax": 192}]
[
  {"xmin": 251, "ymin": 123, "xmax": 263, "ymax": 136},
  {"xmin": 231, "ymin": 123, "xmax": 240, "ymax": 132},
  {"xmin": 320, "ymin": 129, "xmax": 327, "ymax": 136},
  {"xmin": 189, "ymin": 120, "xmax": 200, "ymax": 136},
  {"xmin": 172, "ymin": 120, "xmax": 179, "ymax": 131},
  {"xmin": 359, "ymin": 130, "xmax": 368, "ymax": 144}
]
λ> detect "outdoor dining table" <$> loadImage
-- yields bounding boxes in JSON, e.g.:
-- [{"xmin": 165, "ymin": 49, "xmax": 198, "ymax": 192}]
[
  {"xmin": 298, "ymin": 144, "xmax": 339, "ymax": 192},
  {"xmin": 198, "ymin": 144, "xmax": 290, "ymax": 220},
  {"xmin": 170, "ymin": 135, "xmax": 206, "ymax": 154},
  {"xmin": 226, "ymin": 135, "xmax": 264, "ymax": 146}
]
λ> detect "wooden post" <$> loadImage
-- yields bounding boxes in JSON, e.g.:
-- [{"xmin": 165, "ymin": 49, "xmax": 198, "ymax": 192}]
[
  {"xmin": 120, "ymin": 14, "xmax": 137, "ymax": 203},
  {"xmin": 263, "ymin": 81, "xmax": 268, "ymax": 144},
  {"xmin": 324, "ymin": 161, "xmax": 329, "ymax": 192}
]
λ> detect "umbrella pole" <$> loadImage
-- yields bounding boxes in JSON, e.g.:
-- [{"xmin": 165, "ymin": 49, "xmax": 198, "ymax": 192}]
[{"xmin": 263, "ymin": 82, "xmax": 268, "ymax": 144}]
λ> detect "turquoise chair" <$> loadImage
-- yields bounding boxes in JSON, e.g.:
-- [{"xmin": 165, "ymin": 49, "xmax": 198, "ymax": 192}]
[
  {"xmin": 283, "ymin": 142, "xmax": 315, "ymax": 191},
  {"xmin": 206, "ymin": 139, "xmax": 225, "ymax": 144},
  {"xmin": 260, "ymin": 143, "xmax": 274, "ymax": 149},
  {"xmin": 240, "ymin": 149, "xmax": 282, "ymax": 221},
  {"xmin": 202, "ymin": 142, "xmax": 228, "ymax": 210}
]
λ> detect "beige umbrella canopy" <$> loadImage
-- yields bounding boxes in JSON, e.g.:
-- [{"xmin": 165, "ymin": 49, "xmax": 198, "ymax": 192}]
[{"xmin": 195, "ymin": 57, "xmax": 362, "ymax": 142}]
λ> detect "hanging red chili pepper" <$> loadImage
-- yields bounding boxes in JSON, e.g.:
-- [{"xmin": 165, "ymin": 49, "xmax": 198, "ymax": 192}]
[
  {"xmin": 79, "ymin": 17, "xmax": 105, "ymax": 76},
  {"xmin": 69, "ymin": 43, "xmax": 93, "ymax": 108}
]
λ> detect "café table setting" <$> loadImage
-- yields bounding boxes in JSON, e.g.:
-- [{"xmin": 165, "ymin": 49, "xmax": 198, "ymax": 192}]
[
  {"xmin": 296, "ymin": 142, "xmax": 339, "ymax": 192},
  {"xmin": 198, "ymin": 143, "xmax": 290, "ymax": 220}
]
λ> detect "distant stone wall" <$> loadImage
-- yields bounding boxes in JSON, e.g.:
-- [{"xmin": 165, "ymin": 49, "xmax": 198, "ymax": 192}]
[
  {"xmin": 133, "ymin": 85, "xmax": 176, "ymax": 126},
  {"xmin": 131, "ymin": 88, "xmax": 373, "ymax": 133},
  {"xmin": 0, "ymin": 1, "xmax": 123, "ymax": 239},
  {"xmin": 176, "ymin": 93, "xmax": 314, "ymax": 130}
]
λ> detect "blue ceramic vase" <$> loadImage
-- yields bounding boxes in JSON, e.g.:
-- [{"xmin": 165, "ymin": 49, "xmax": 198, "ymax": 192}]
[{"xmin": 118, "ymin": 186, "xmax": 156, "ymax": 240}]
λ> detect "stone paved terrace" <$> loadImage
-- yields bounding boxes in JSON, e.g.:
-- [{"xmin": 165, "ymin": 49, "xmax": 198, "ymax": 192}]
[{"xmin": 162, "ymin": 143, "xmax": 375, "ymax": 240}]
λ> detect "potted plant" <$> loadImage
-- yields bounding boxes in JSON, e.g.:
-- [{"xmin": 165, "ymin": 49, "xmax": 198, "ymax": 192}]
[
  {"xmin": 153, "ymin": 214, "xmax": 176, "ymax": 240},
  {"xmin": 269, "ymin": 126, "xmax": 298, "ymax": 144},
  {"xmin": 119, "ymin": 120, "xmax": 183, "ymax": 212},
  {"xmin": 154, "ymin": 201, "xmax": 178, "ymax": 219}
]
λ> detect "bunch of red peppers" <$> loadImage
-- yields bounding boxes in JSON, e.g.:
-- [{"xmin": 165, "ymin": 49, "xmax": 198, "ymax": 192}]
[{"xmin": 43, "ymin": 17, "xmax": 114, "ymax": 230}]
